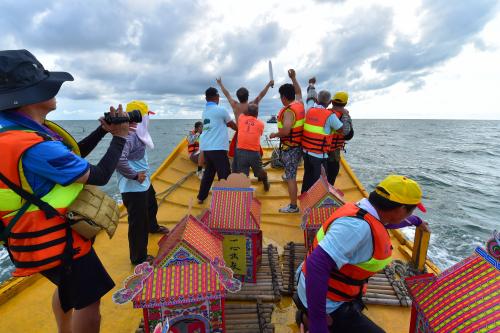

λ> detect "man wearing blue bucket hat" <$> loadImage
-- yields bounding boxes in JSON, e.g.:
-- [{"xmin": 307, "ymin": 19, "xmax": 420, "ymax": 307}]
[{"xmin": 0, "ymin": 49, "xmax": 130, "ymax": 333}]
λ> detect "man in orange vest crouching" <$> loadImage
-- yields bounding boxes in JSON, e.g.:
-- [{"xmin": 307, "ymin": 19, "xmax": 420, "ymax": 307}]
[
  {"xmin": 234, "ymin": 103, "xmax": 270, "ymax": 191},
  {"xmin": 301, "ymin": 90, "xmax": 344, "ymax": 193},
  {"xmin": 0, "ymin": 50, "xmax": 130, "ymax": 333},
  {"xmin": 294, "ymin": 175, "xmax": 426, "ymax": 333}
]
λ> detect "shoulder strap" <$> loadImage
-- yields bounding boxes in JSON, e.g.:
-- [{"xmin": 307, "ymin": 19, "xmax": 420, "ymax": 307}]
[
  {"xmin": 0, "ymin": 172, "xmax": 60, "ymax": 219},
  {"xmin": 0, "ymin": 125, "xmax": 33, "ymax": 133}
]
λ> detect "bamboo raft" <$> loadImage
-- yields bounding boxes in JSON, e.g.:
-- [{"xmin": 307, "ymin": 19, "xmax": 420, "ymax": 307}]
[
  {"xmin": 227, "ymin": 245, "xmax": 282, "ymax": 303},
  {"xmin": 225, "ymin": 301, "xmax": 275, "ymax": 333},
  {"xmin": 281, "ymin": 242, "xmax": 413, "ymax": 307},
  {"xmin": 134, "ymin": 301, "xmax": 275, "ymax": 333},
  {"xmin": 0, "ymin": 139, "xmax": 439, "ymax": 333}
]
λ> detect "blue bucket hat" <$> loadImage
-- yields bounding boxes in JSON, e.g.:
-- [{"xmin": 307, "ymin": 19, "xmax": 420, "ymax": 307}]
[{"xmin": 0, "ymin": 49, "xmax": 73, "ymax": 111}]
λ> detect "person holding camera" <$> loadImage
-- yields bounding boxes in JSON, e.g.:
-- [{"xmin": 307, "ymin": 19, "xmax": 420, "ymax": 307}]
[
  {"xmin": 0, "ymin": 49, "xmax": 130, "ymax": 333},
  {"xmin": 116, "ymin": 100, "xmax": 169, "ymax": 266}
]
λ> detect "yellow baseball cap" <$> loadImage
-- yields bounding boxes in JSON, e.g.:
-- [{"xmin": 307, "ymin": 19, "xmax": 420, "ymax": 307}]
[
  {"xmin": 375, "ymin": 175, "xmax": 426, "ymax": 212},
  {"xmin": 332, "ymin": 91, "xmax": 348, "ymax": 104},
  {"xmin": 126, "ymin": 100, "xmax": 155, "ymax": 116}
]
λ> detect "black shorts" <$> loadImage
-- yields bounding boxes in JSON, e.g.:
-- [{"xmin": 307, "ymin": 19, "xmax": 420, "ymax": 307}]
[
  {"xmin": 235, "ymin": 148, "xmax": 264, "ymax": 177},
  {"xmin": 41, "ymin": 248, "xmax": 115, "ymax": 312}
]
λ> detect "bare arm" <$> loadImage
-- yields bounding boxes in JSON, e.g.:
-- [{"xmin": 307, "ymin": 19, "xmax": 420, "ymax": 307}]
[
  {"xmin": 288, "ymin": 69, "xmax": 302, "ymax": 102},
  {"xmin": 269, "ymin": 110, "xmax": 294, "ymax": 138},
  {"xmin": 227, "ymin": 120, "xmax": 238, "ymax": 131},
  {"xmin": 216, "ymin": 77, "xmax": 237, "ymax": 109},
  {"xmin": 252, "ymin": 80, "xmax": 274, "ymax": 105}
]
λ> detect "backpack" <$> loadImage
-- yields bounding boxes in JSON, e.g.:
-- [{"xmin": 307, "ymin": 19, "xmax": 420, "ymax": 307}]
[
  {"xmin": 338, "ymin": 111, "xmax": 354, "ymax": 141},
  {"xmin": 343, "ymin": 118, "xmax": 354, "ymax": 141}
]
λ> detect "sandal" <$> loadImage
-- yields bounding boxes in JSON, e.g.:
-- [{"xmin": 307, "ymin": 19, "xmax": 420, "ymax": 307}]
[
  {"xmin": 151, "ymin": 225, "xmax": 169, "ymax": 234},
  {"xmin": 132, "ymin": 255, "xmax": 155, "ymax": 266}
]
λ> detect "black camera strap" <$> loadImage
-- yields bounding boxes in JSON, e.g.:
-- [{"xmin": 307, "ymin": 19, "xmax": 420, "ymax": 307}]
[
  {"xmin": 0, "ymin": 172, "xmax": 76, "ymax": 272},
  {"xmin": 0, "ymin": 172, "xmax": 62, "ymax": 242}
]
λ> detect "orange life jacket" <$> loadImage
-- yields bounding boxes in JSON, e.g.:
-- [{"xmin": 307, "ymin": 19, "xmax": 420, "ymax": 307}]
[
  {"xmin": 187, "ymin": 130, "xmax": 199, "ymax": 154},
  {"xmin": 237, "ymin": 114, "xmax": 264, "ymax": 152},
  {"xmin": 0, "ymin": 124, "xmax": 91, "ymax": 277},
  {"xmin": 301, "ymin": 107, "xmax": 333, "ymax": 154},
  {"xmin": 277, "ymin": 101, "xmax": 305, "ymax": 148},
  {"xmin": 302, "ymin": 203, "xmax": 392, "ymax": 302},
  {"xmin": 329, "ymin": 109, "xmax": 346, "ymax": 151}
]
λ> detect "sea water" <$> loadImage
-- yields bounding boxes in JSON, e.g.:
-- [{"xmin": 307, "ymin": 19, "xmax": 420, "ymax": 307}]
[{"xmin": 1, "ymin": 119, "xmax": 499, "ymax": 283}]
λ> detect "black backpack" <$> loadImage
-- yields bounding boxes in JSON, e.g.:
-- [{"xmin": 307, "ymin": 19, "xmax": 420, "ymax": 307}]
[
  {"xmin": 343, "ymin": 118, "xmax": 354, "ymax": 141},
  {"xmin": 337, "ymin": 111, "xmax": 354, "ymax": 141}
]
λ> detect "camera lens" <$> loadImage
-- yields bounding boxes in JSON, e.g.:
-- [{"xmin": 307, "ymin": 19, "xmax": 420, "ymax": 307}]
[
  {"xmin": 103, "ymin": 109, "xmax": 143, "ymax": 124},
  {"xmin": 127, "ymin": 110, "xmax": 142, "ymax": 123}
]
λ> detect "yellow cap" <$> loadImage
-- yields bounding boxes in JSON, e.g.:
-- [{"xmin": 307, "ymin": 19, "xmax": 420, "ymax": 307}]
[
  {"xmin": 332, "ymin": 91, "xmax": 348, "ymax": 104},
  {"xmin": 126, "ymin": 100, "xmax": 149, "ymax": 116},
  {"xmin": 375, "ymin": 175, "xmax": 426, "ymax": 212}
]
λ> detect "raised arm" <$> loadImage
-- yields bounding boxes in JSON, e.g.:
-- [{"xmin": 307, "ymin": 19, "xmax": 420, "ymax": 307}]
[
  {"xmin": 216, "ymin": 77, "xmax": 237, "ymax": 109},
  {"xmin": 288, "ymin": 69, "xmax": 303, "ymax": 102},
  {"xmin": 252, "ymin": 80, "xmax": 274, "ymax": 105}
]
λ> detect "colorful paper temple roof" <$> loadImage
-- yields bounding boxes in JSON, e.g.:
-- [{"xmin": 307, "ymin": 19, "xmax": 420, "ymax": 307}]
[
  {"xmin": 133, "ymin": 262, "xmax": 225, "ymax": 308},
  {"xmin": 155, "ymin": 214, "xmax": 223, "ymax": 265},
  {"xmin": 298, "ymin": 170, "xmax": 344, "ymax": 212},
  {"xmin": 206, "ymin": 187, "xmax": 261, "ymax": 231},
  {"xmin": 406, "ymin": 247, "xmax": 500, "ymax": 332},
  {"xmin": 301, "ymin": 206, "xmax": 337, "ymax": 229}
]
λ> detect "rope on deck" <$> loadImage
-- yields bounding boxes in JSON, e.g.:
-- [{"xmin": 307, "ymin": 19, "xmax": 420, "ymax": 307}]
[
  {"xmin": 267, "ymin": 244, "xmax": 282, "ymax": 300},
  {"xmin": 384, "ymin": 260, "xmax": 420, "ymax": 307},
  {"xmin": 256, "ymin": 299, "xmax": 265, "ymax": 333},
  {"xmin": 120, "ymin": 171, "xmax": 196, "ymax": 218}
]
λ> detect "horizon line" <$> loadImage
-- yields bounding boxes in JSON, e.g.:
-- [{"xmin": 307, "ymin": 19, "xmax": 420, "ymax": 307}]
[{"xmin": 51, "ymin": 117, "xmax": 500, "ymax": 121}]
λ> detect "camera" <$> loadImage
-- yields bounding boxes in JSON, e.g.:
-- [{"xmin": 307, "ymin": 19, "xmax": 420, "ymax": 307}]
[{"xmin": 103, "ymin": 109, "xmax": 142, "ymax": 124}]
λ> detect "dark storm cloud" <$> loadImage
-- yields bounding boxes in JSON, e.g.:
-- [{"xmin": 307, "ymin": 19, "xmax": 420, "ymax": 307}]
[
  {"xmin": 0, "ymin": 0, "xmax": 204, "ymax": 53},
  {"xmin": 130, "ymin": 21, "xmax": 288, "ymax": 97}
]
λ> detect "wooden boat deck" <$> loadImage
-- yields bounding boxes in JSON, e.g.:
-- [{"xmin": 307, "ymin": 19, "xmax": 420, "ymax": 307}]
[{"xmin": 0, "ymin": 139, "xmax": 439, "ymax": 332}]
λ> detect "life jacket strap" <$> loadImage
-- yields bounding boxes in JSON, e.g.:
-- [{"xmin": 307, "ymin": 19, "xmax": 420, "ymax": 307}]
[
  {"xmin": 8, "ymin": 236, "xmax": 66, "ymax": 252},
  {"xmin": 9, "ymin": 223, "xmax": 67, "ymax": 239},
  {"xmin": 329, "ymin": 270, "xmax": 367, "ymax": 286},
  {"xmin": 327, "ymin": 286, "xmax": 359, "ymax": 300}
]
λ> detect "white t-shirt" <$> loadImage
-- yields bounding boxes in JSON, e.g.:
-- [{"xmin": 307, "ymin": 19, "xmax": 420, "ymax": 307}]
[{"xmin": 199, "ymin": 102, "xmax": 232, "ymax": 151}]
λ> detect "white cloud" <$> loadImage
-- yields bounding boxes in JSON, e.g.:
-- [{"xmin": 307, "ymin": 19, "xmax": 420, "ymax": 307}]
[{"xmin": 2, "ymin": 0, "xmax": 499, "ymax": 119}]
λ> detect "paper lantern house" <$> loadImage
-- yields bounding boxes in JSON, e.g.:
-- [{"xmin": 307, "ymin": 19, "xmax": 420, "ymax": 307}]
[
  {"xmin": 154, "ymin": 214, "xmax": 224, "ymax": 268},
  {"xmin": 133, "ymin": 262, "xmax": 226, "ymax": 333},
  {"xmin": 405, "ymin": 246, "xmax": 500, "ymax": 333},
  {"xmin": 200, "ymin": 174, "xmax": 263, "ymax": 283},
  {"xmin": 298, "ymin": 168, "xmax": 344, "ymax": 250},
  {"xmin": 135, "ymin": 215, "xmax": 227, "ymax": 333}
]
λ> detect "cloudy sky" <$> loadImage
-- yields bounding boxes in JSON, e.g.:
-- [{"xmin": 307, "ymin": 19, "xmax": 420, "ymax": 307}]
[{"xmin": 2, "ymin": 0, "xmax": 499, "ymax": 120}]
